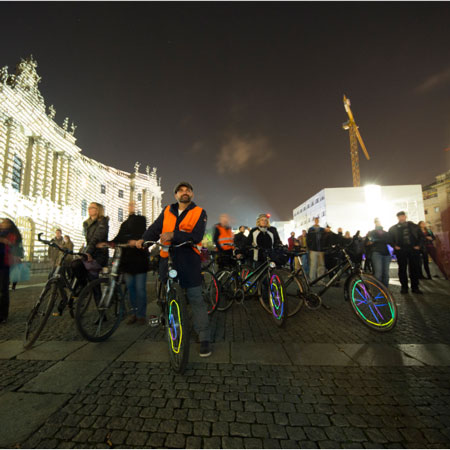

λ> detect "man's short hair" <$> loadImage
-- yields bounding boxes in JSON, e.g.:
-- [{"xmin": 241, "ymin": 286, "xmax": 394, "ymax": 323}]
[
  {"xmin": 174, "ymin": 181, "xmax": 194, "ymax": 194},
  {"xmin": 396, "ymin": 211, "xmax": 406, "ymax": 217},
  {"xmin": 55, "ymin": 228, "xmax": 62, "ymax": 232}
]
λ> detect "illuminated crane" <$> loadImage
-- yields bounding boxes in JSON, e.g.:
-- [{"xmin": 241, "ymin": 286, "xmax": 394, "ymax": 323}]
[{"xmin": 342, "ymin": 95, "xmax": 370, "ymax": 187}]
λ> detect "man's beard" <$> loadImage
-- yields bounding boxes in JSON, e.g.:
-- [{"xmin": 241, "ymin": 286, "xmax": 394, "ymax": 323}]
[{"xmin": 179, "ymin": 195, "xmax": 192, "ymax": 203}]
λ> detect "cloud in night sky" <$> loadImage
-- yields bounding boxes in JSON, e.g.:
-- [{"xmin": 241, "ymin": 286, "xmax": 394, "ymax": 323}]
[
  {"xmin": 216, "ymin": 135, "xmax": 274, "ymax": 174},
  {"xmin": 415, "ymin": 66, "xmax": 450, "ymax": 93}
]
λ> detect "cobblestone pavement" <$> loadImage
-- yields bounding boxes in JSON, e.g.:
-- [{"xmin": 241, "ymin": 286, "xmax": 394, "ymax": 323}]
[{"xmin": 0, "ymin": 267, "xmax": 449, "ymax": 449}]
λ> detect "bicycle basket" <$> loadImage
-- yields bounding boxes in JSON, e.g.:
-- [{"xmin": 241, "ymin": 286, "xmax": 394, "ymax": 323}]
[{"xmin": 269, "ymin": 247, "xmax": 290, "ymax": 267}]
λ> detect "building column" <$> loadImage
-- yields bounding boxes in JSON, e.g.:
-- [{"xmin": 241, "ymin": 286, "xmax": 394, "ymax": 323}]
[{"xmin": 2, "ymin": 118, "xmax": 15, "ymax": 187}]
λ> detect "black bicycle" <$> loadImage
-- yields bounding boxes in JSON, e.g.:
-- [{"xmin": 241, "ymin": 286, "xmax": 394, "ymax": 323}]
[
  {"xmin": 148, "ymin": 240, "xmax": 194, "ymax": 374},
  {"xmin": 74, "ymin": 243, "xmax": 129, "ymax": 342},
  {"xmin": 23, "ymin": 233, "xmax": 86, "ymax": 349},
  {"xmin": 283, "ymin": 234, "xmax": 398, "ymax": 332},
  {"xmin": 216, "ymin": 246, "xmax": 287, "ymax": 327}
]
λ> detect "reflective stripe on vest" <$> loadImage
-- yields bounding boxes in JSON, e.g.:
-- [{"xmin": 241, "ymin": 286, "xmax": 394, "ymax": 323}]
[
  {"xmin": 216, "ymin": 224, "xmax": 235, "ymax": 250},
  {"xmin": 160, "ymin": 205, "xmax": 203, "ymax": 258}
]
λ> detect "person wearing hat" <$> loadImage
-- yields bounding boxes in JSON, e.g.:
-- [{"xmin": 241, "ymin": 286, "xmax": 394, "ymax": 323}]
[
  {"xmin": 388, "ymin": 211, "xmax": 422, "ymax": 294},
  {"xmin": 135, "ymin": 181, "xmax": 212, "ymax": 357}
]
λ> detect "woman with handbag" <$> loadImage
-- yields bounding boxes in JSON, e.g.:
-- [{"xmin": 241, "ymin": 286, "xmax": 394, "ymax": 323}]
[{"xmin": 0, "ymin": 218, "xmax": 23, "ymax": 324}]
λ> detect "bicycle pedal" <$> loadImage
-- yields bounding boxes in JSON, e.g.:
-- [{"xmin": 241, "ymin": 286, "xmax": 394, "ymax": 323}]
[{"xmin": 148, "ymin": 315, "xmax": 160, "ymax": 327}]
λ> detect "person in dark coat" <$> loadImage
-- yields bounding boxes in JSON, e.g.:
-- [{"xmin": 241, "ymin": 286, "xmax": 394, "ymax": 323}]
[
  {"xmin": 234, "ymin": 226, "xmax": 247, "ymax": 252},
  {"xmin": 0, "ymin": 218, "xmax": 23, "ymax": 323},
  {"xmin": 366, "ymin": 218, "xmax": 392, "ymax": 287},
  {"xmin": 71, "ymin": 202, "xmax": 109, "ymax": 297},
  {"xmin": 103, "ymin": 201, "xmax": 149, "ymax": 325},
  {"xmin": 388, "ymin": 211, "xmax": 422, "ymax": 294}
]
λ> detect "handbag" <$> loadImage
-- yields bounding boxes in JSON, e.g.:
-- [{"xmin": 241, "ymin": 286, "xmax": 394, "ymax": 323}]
[{"xmin": 9, "ymin": 262, "xmax": 31, "ymax": 283}]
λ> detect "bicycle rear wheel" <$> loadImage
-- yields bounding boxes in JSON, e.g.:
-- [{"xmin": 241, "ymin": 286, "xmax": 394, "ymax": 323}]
[
  {"xmin": 75, "ymin": 277, "xmax": 124, "ymax": 342},
  {"xmin": 201, "ymin": 270, "xmax": 219, "ymax": 315},
  {"xmin": 277, "ymin": 269, "xmax": 305, "ymax": 317},
  {"xmin": 347, "ymin": 274, "xmax": 398, "ymax": 332},
  {"xmin": 216, "ymin": 270, "xmax": 236, "ymax": 311},
  {"xmin": 24, "ymin": 280, "xmax": 59, "ymax": 349},
  {"xmin": 166, "ymin": 282, "xmax": 191, "ymax": 374}
]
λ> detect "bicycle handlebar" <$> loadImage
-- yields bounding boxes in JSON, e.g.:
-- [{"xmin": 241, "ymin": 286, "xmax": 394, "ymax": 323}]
[
  {"xmin": 142, "ymin": 240, "xmax": 194, "ymax": 250},
  {"xmin": 37, "ymin": 233, "xmax": 87, "ymax": 257}
]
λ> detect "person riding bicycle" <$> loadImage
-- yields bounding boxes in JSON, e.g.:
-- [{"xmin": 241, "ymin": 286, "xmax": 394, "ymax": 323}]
[
  {"xmin": 213, "ymin": 214, "xmax": 235, "ymax": 270},
  {"xmin": 136, "ymin": 181, "xmax": 212, "ymax": 358}
]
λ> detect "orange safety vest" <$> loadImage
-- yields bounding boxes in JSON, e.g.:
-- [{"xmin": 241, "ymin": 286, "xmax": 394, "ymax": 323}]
[
  {"xmin": 216, "ymin": 224, "xmax": 235, "ymax": 250},
  {"xmin": 160, "ymin": 205, "xmax": 203, "ymax": 258}
]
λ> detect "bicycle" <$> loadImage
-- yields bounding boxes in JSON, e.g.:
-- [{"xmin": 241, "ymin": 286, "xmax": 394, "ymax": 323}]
[
  {"xmin": 283, "ymin": 234, "xmax": 398, "ymax": 332},
  {"xmin": 23, "ymin": 233, "xmax": 86, "ymax": 349},
  {"xmin": 147, "ymin": 240, "xmax": 194, "ymax": 374},
  {"xmin": 74, "ymin": 243, "xmax": 129, "ymax": 342},
  {"xmin": 216, "ymin": 246, "xmax": 287, "ymax": 327}
]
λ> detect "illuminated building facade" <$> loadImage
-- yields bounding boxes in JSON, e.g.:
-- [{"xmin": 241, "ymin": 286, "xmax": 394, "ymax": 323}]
[
  {"xmin": 423, "ymin": 170, "xmax": 450, "ymax": 233},
  {"xmin": 293, "ymin": 185, "xmax": 425, "ymax": 236},
  {"xmin": 0, "ymin": 56, "xmax": 163, "ymax": 261}
]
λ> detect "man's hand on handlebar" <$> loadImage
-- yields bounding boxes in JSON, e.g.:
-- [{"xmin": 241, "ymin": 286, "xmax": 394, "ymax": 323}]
[
  {"xmin": 135, "ymin": 239, "xmax": 144, "ymax": 249},
  {"xmin": 160, "ymin": 232, "xmax": 174, "ymax": 244}
]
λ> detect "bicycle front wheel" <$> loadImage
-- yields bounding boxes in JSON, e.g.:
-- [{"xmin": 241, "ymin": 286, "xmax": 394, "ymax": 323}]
[
  {"xmin": 166, "ymin": 283, "xmax": 191, "ymax": 374},
  {"xmin": 216, "ymin": 270, "xmax": 236, "ymax": 311},
  {"xmin": 24, "ymin": 280, "xmax": 59, "ymax": 349},
  {"xmin": 201, "ymin": 270, "xmax": 219, "ymax": 315},
  {"xmin": 258, "ymin": 269, "xmax": 287, "ymax": 327},
  {"xmin": 75, "ymin": 277, "xmax": 124, "ymax": 342},
  {"xmin": 277, "ymin": 269, "xmax": 305, "ymax": 317},
  {"xmin": 347, "ymin": 274, "xmax": 398, "ymax": 332}
]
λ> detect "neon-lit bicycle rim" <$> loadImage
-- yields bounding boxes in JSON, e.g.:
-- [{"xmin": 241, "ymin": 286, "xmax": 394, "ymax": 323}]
[
  {"xmin": 351, "ymin": 279, "xmax": 395, "ymax": 327},
  {"xmin": 269, "ymin": 274, "xmax": 284, "ymax": 320},
  {"xmin": 169, "ymin": 299, "xmax": 183, "ymax": 353}
]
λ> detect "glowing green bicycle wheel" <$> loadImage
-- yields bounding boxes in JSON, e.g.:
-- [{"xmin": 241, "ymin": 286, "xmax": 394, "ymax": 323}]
[{"xmin": 348, "ymin": 274, "xmax": 397, "ymax": 332}]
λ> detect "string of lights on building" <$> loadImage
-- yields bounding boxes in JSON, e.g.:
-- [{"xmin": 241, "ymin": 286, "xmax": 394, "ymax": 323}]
[{"xmin": 0, "ymin": 56, "xmax": 163, "ymax": 261}]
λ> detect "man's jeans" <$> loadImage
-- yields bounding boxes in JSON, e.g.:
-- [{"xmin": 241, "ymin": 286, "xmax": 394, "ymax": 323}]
[
  {"xmin": 309, "ymin": 251, "xmax": 325, "ymax": 282},
  {"xmin": 371, "ymin": 252, "xmax": 391, "ymax": 287},
  {"xmin": 124, "ymin": 272, "xmax": 148, "ymax": 319},
  {"xmin": 186, "ymin": 285, "xmax": 210, "ymax": 342}
]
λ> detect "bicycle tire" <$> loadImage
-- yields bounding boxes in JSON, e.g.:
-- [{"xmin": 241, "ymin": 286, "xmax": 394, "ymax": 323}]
[
  {"xmin": 23, "ymin": 280, "xmax": 59, "ymax": 349},
  {"xmin": 75, "ymin": 277, "xmax": 124, "ymax": 342},
  {"xmin": 347, "ymin": 273, "xmax": 398, "ymax": 332},
  {"xmin": 201, "ymin": 270, "xmax": 219, "ymax": 315},
  {"xmin": 166, "ymin": 282, "xmax": 191, "ymax": 374},
  {"xmin": 215, "ymin": 270, "xmax": 236, "ymax": 311},
  {"xmin": 276, "ymin": 269, "xmax": 305, "ymax": 317},
  {"xmin": 268, "ymin": 269, "xmax": 287, "ymax": 327}
]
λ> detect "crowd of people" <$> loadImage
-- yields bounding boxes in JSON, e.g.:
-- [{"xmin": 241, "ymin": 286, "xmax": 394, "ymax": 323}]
[
  {"xmin": 0, "ymin": 183, "xmax": 447, "ymax": 362},
  {"xmin": 284, "ymin": 211, "xmax": 447, "ymax": 294}
]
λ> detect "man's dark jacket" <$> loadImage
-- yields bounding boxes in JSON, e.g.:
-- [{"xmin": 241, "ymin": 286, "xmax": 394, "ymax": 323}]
[
  {"xmin": 388, "ymin": 221, "xmax": 421, "ymax": 250},
  {"xmin": 142, "ymin": 202, "xmax": 207, "ymax": 288},
  {"xmin": 111, "ymin": 214, "xmax": 149, "ymax": 274},
  {"xmin": 306, "ymin": 226, "xmax": 325, "ymax": 252},
  {"xmin": 234, "ymin": 231, "xmax": 247, "ymax": 251}
]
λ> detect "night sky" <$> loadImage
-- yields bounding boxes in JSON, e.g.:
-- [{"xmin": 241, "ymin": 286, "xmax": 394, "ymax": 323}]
[{"xmin": 1, "ymin": 2, "xmax": 449, "ymax": 227}]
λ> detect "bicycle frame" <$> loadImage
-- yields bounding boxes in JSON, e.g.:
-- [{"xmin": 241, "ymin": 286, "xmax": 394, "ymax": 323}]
[{"xmin": 292, "ymin": 248, "xmax": 355, "ymax": 297}]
